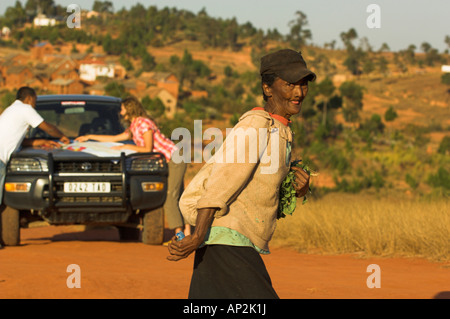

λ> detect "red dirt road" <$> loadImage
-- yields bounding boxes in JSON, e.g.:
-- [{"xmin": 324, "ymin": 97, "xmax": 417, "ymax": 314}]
[{"xmin": 1, "ymin": 225, "xmax": 449, "ymax": 299}]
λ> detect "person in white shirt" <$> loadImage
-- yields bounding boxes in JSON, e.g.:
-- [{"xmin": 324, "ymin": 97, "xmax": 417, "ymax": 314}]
[{"xmin": 0, "ymin": 87, "xmax": 69, "ymax": 247}]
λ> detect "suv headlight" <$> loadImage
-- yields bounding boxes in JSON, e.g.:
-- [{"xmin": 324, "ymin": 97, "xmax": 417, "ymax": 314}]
[
  {"xmin": 8, "ymin": 158, "xmax": 49, "ymax": 172},
  {"xmin": 128, "ymin": 157, "xmax": 165, "ymax": 172}
]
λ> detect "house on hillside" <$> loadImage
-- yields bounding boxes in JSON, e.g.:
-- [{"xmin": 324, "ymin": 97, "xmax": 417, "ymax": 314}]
[
  {"xmin": 114, "ymin": 64, "xmax": 127, "ymax": 80},
  {"xmin": 33, "ymin": 13, "xmax": 57, "ymax": 27},
  {"xmin": 122, "ymin": 79, "xmax": 147, "ymax": 96},
  {"xmin": 87, "ymin": 83, "xmax": 106, "ymax": 96},
  {"xmin": 145, "ymin": 87, "xmax": 178, "ymax": 119},
  {"xmin": 141, "ymin": 72, "xmax": 180, "ymax": 99},
  {"xmin": 1, "ymin": 53, "xmax": 28, "ymax": 67},
  {"xmin": 31, "ymin": 42, "xmax": 54, "ymax": 60},
  {"xmin": 49, "ymin": 78, "xmax": 84, "ymax": 94},
  {"xmin": 1, "ymin": 26, "xmax": 11, "ymax": 39},
  {"xmin": 4, "ymin": 65, "xmax": 33, "ymax": 90},
  {"xmin": 79, "ymin": 60, "xmax": 115, "ymax": 82},
  {"xmin": 188, "ymin": 90, "xmax": 209, "ymax": 99},
  {"xmin": 32, "ymin": 57, "xmax": 79, "ymax": 91},
  {"xmin": 442, "ymin": 65, "xmax": 450, "ymax": 73}
]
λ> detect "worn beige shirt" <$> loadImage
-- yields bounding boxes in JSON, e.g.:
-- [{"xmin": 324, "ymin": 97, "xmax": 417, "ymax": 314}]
[{"xmin": 179, "ymin": 109, "xmax": 292, "ymax": 251}]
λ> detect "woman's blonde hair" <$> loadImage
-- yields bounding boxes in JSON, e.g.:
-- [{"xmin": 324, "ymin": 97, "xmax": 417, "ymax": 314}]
[{"xmin": 121, "ymin": 96, "xmax": 148, "ymax": 123}]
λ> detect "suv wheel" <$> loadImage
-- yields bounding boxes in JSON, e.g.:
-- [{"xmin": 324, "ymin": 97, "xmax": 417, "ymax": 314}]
[
  {"xmin": 141, "ymin": 207, "xmax": 164, "ymax": 245},
  {"xmin": 1, "ymin": 206, "xmax": 20, "ymax": 246}
]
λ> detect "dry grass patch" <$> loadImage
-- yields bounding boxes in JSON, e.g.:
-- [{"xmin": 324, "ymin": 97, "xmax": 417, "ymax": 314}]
[{"xmin": 272, "ymin": 193, "xmax": 450, "ymax": 262}]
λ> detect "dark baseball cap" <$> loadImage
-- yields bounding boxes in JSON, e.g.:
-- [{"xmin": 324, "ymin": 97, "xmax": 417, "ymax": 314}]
[{"xmin": 260, "ymin": 49, "xmax": 316, "ymax": 83}]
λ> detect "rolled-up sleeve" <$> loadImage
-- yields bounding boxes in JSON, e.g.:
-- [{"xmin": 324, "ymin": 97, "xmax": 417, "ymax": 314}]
[{"xmin": 196, "ymin": 117, "xmax": 268, "ymax": 218}]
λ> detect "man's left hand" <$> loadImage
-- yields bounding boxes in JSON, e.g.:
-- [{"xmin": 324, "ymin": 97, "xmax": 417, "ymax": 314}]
[{"xmin": 291, "ymin": 166, "xmax": 310, "ymax": 198}]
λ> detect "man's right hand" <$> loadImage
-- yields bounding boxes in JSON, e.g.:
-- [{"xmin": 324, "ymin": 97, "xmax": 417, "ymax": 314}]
[
  {"xmin": 167, "ymin": 234, "xmax": 203, "ymax": 262},
  {"xmin": 166, "ymin": 208, "xmax": 216, "ymax": 262}
]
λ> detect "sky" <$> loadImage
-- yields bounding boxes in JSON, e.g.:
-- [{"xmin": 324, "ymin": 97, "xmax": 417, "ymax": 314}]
[{"xmin": 1, "ymin": 0, "xmax": 449, "ymax": 53}]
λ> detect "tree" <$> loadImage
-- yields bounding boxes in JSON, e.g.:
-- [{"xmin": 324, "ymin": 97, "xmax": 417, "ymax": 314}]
[
  {"xmin": 384, "ymin": 106, "xmax": 398, "ymax": 122},
  {"xmin": 288, "ymin": 11, "xmax": 311, "ymax": 49},
  {"xmin": 317, "ymin": 77, "xmax": 336, "ymax": 126},
  {"xmin": 105, "ymin": 82, "xmax": 128, "ymax": 98},
  {"xmin": 92, "ymin": 1, "xmax": 114, "ymax": 13},
  {"xmin": 141, "ymin": 95, "xmax": 165, "ymax": 118},
  {"xmin": 340, "ymin": 28, "xmax": 358, "ymax": 50},
  {"xmin": 141, "ymin": 51, "xmax": 156, "ymax": 71},
  {"xmin": 441, "ymin": 73, "xmax": 450, "ymax": 85},
  {"xmin": 340, "ymin": 28, "xmax": 363, "ymax": 75},
  {"xmin": 378, "ymin": 43, "xmax": 390, "ymax": 52},
  {"xmin": 445, "ymin": 35, "xmax": 450, "ymax": 49},
  {"xmin": 119, "ymin": 54, "xmax": 134, "ymax": 71},
  {"xmin": 377, "ymin": 57, "xmax": 389, "ymax": 76},
  {"xmin": 339, "ymin": 81, "xmax": 364, "ymax": 124},
  {"xmin": 4, "ymin": 1, "xmax": 27, "ymax": 27},
  {"xmin": 437, "ymin": 136, "xmax": 450, "ymax": 155}
]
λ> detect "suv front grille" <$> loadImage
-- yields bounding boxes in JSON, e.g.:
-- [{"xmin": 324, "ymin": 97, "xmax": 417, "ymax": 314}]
[
  {"xmin": 45, "ymin": 159, "xmax": 125, "ymax": 208},
  {"xmin": 54, "ymin": 160, "xmax": 122, "ymax": 173}
]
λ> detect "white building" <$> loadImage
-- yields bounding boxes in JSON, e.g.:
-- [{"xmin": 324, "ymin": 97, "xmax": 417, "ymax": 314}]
[
  {"xmin": 441, "ymin": 65, "xmax": 450, "ymax": 73},
  {"xmin": 1, "ymin": 26, "xmax": 11, "ymax": 38},
  {"xmin": 79, "ymin": 60, "xmax": 115, "ymax": 82},
  {"xmin": 33, "ymin": 14, "xmax": 57, "ymax": 27}
]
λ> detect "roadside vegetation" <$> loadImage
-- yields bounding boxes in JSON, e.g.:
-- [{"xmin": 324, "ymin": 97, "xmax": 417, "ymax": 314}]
[{"xmin": 1, "ymin": 1, "xmax": 449, "ymax": 260}]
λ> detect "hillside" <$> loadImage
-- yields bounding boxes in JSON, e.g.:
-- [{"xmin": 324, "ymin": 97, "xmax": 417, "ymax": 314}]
[{"xmin": 0, "ymin": 3, "xmax": 449, "ymax": 199}]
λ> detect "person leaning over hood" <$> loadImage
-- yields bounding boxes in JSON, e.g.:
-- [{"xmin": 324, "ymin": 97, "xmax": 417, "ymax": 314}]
[
  {"xmin": 0, "ymin": 87, "xmax": 69, "ymax": 249},
  {"xmin": 167, "ymin": 49, "xmax": 316, "ymax": 299}
]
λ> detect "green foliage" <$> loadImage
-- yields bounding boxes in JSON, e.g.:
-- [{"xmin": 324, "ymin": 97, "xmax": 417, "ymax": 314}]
[
  {"xmin": 141, "ymin": 95, "xmax": 165, "ymax": 118},
  {"xmin": 441, "ymin": 73, "xmax": 450, "ymax": 85},
  {"xmin": 334, "ymin": 170, "xmax": 385, "ymax": 193},
  {"xmin": 437, "ymin": 136, "xmax": 450, "ymax": 155},
  {"xmin": 229, "ymin": 113, "xmax": 240, "ymax": 126},
  {"xmin": 104, "ymin": 81, "xmax": 128, "ymax": 99},
  {"xmin": 92, "ymin": 1, "xmax": 114, "ymax": 13},
  {"xmin": 0, "ymin": 90, "xmax": 16, "ymax": 110},
  {"xmin": 427, "ymin": 167, "xmax": 450, "ymax": 190},
  {"xmin": 384, "ymin": 105, "xmax": 398, "ymax": 122},
  {"xmin": 119, "ymin": 54, "xmax": 134, "ymax": 71},
  {"xmin": 339, "ymin": 81, "xmax": 365, "ymax": 123},
  {"xmin": 309, "ymin": 141, "xmax": 350, "ymax": 174},
  {"xmin": 287, "ymin": 11, "xmax": 311, "ymax": 48},
  {"xmin": 405, "ymin": 173, "xmax": 419, "ymax": 190},
  {"xmin": 358, "ymin": 114, "xmax": 385, "ymax": 143},
  {"xmin": 172, "ymin": 49, "xmax": 211, "ymax": 88},
  {"xmin": 278, "ymin": 160, "xmax": 313, "ymax": 219},
  {"xmin": 182, "ymin": 100, "xmax": 205, "ymax": 119}
]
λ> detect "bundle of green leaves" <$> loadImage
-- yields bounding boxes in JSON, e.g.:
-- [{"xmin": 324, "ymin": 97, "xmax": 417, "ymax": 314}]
[{"xmin": 277, "ymin": 160, "xmax": 313, "ymax": 219}]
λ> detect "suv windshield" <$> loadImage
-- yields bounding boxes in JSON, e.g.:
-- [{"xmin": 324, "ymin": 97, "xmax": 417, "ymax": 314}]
[{"xmin": 28, "ymin": 101, "xmax": 124, "ymax": 140}]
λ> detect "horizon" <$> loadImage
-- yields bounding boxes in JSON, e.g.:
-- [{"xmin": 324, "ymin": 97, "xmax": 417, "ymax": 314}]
[{"xmin": 1, "ymin": 0, "xmax": 449, "ymax": 53}]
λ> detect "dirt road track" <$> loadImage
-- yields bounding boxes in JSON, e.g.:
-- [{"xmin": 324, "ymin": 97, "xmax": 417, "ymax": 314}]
[{"xmin": 1, "ymin": 225, "xmax": 449, "ymax": 299}]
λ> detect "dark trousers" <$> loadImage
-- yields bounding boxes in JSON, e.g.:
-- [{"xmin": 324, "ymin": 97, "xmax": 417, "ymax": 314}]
[{"xmin": 188, "ymin": 245, "xmax": 279, "ymax": 299}]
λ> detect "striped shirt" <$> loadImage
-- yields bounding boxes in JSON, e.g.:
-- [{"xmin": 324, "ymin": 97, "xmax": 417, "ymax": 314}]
[{"xmin": 129, "ymin": 117, "xmax": 177, "ymax": 161}]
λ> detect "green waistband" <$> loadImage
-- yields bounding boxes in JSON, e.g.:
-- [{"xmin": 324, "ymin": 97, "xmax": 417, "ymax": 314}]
[{"xmin": 201, "ymin": 226, "xmax": 270, "ymax": 254}]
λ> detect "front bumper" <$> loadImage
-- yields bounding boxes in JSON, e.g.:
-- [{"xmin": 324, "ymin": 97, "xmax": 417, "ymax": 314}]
[{"xmin": 3, "ymin": 152, "xmax": 168, "ymax": 221}]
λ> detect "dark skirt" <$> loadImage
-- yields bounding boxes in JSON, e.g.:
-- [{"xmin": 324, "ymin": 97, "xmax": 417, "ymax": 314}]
[{"xmin": 188, "ymin": 245, "xmax": 279, "ymax": 299}]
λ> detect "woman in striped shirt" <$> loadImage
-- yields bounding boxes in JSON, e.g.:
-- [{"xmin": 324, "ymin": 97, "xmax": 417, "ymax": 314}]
[{"xmin": 76, "ymin": 96, "xmax": 190, "ymax": 238}]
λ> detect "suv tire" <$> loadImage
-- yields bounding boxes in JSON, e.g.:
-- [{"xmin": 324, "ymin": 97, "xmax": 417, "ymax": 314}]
[
  {"xmin": 141, "ymin": 207, "xmax": 164, "ymax": 245},
  {"xmin": 1, "ymin": 206, "xmax": 20, "ymax": 246}
]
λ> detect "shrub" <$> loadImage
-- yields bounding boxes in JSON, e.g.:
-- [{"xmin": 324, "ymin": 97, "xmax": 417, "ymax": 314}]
[
  {"xmin": 384, "ymin": 105, "xmax": 398, "ymax": 122},
  {"xmin": 405, "ymin": 173, "xmax": 419, "ymax": 190},
  {"xmin": 441, "ymin": 73, "xmax": 450, "ymax": 85},
  {"xmin": 427, "ymin": 167, "xmax": 450, "ymax": 190},
  {"xmin": 437, "ymin": 136, "xmax": 450, "ymax": 155}
]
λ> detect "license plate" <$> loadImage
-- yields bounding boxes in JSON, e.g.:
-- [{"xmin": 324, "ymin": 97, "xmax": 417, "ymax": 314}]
[{"xmin": 64, "ymin": 182, "xmax": 111, "ymax": 193}]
